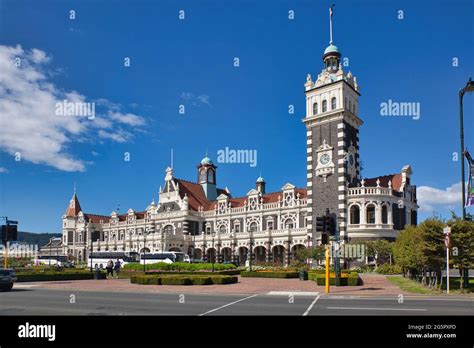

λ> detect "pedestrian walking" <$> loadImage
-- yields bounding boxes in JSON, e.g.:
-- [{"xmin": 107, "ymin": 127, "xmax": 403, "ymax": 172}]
[
  {"xmin": 106, "ymin": 259, "xmax": 114, "ymax": 279},
  {"xmin": 114, "ymin": 259, "xmax": 121, "ymax": 279}
]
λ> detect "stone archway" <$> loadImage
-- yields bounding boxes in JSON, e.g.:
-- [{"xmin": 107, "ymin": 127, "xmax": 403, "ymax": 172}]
[
  {"xmin": 272, "ymin": 245, "xmax": 285, "ymax": 265},
  {"xmin": 207, "ymin": 248, "xmax": 216, "ymax": 263},
  {"xmin": 238, "ymin": 246, "xmax": 248, "ymax": 265},
  {"xmin": 254, "ymin": 246, "xmax": 266, "ymax": 263},
  {"xmin": 193, "ymin": 248, "xmax": 202, "ymax": 261},
  {"xmin": 221, "ymin": 247, "xmax": 232, "ymax": 263}
]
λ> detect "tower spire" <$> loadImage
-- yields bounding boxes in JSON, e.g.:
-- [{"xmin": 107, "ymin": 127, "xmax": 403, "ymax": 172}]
[{"xmin": 329, "ymin": 4, "xmax": 335, "ymax": 44}]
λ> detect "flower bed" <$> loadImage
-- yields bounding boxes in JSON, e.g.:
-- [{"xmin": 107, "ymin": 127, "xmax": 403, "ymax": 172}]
[
  {"xmin": 130, "ymin": 274, "xmax": 238, "ymax": 286},
  {"xmin": 240, "ymin": 271, "xmax": 299, "ymax": 278},
  {"xmin": 123, "ymin": 262, "xmax": 236, "ymax": 272}
]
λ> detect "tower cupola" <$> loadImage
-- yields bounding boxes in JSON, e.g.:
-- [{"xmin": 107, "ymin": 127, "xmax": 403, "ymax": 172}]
[{"xmin": 197, "ymin": 155, "xmax": 218, "ymax": 200}]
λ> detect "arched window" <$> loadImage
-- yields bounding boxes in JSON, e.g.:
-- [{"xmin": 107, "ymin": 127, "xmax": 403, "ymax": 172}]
[
  {"xmin": 207, "ymin": 169, "xmax": 215, "ymax": 184},
  {"xmin": 331, "ymin": 97, "xmax": 337, "ymax": 110},
  {"xmin": 284, "ymin": 218, "xmax": 294, "ymax": 229},
  {"xmin": 350, "ymin": 205, "xmax": 360, "ymax": 224},
  {"xmin": 249, "ymin": 222, "xmax": 258, "ymax": 232},
  {"xmin": 348, "ymin": 100, "xmax": 352, "ymax": 113},
  {"xmin": 381, "ymin": 205, "xmax": 388, "ymax": 224},
  {"xmin": 219, "ymin": 224, "xmax": 227, "ymax": 234},
  {"xmin": 313, "ymin": 102, "xmax": 318, "ymax": 115},
  {"xmin": 199, "ymin": 169, "xmax": 207, "ymax": 183},
  {"xmin": 322, "ymin": 100, "xmax": 327, "ymax": 113},
  {"xmin": 163, "ymin": 225, "xmax": 174, "ymax": 236},
  {"xmin": 366, "ymin": 204, "xmax": 376, "ymax": 224}
]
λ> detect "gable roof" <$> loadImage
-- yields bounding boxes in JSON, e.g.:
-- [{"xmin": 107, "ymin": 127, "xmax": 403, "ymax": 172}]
[{"xmin": 65, "ymin": 193, "xmax": 82, "ymax": 217}]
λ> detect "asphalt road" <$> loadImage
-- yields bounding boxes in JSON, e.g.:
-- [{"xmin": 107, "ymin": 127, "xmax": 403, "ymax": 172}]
[{"xmin": 0, "ymin": 287, "xmax": 473, "ymax": 316}]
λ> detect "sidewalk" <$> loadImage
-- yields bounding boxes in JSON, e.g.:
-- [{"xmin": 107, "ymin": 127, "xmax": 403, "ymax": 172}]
[{"xmin": 19, "ymin": 274, "xmax": 413, "ymax": 296}]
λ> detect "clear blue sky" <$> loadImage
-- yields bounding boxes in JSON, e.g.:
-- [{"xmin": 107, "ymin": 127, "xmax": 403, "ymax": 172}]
[{"xmin": 0, "ymin": 0, "xmax": 473, "ymax": 233}]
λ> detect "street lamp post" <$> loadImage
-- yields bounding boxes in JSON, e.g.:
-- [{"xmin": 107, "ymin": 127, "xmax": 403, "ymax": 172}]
[
  {"xmin": 143, "ymin": 232, "xmax": 147, "ymax": 273},
  {"xmin": 90, "ymin": 231, "xmax": 93, "ymax": 272},
  {"xmin": 459, "ymin": 78, "xmax": 474, "ymax": 220},
  {"xmin": 211, "ymin": 231, "xmax": 216, "ymax": 272},
  {"xmin": 248, "ymin": 233, "xmax": 254, "ymax": 272}
]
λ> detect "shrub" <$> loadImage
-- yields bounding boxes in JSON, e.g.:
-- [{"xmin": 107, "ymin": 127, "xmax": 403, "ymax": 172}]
[
  {"xmin": 190, "ymin": 277, "xmax": 213, "ymax": 285},
  {"xmin": 16, "ymin": 270, "xmax": 105, "ymax": 282},
  {"xmin": 209, "ymin": 275, "xmax": 238, "ymax": 284},
  {"xmin": 130, "ymin": 274, "xmax": 237, "ymax": 285},
  {"xmin": 375, "ymin": 264, "xmax": 402, "ymax": 275},
  {"xmin": 240, "ymin": 271, "xmax": 299, "ymax": 278},
  {"xmin": 314, "ymin": 272, "xmax": 360, "ymax": 286},
  {"xmin": 161, "ymin": 276, "xmax": 193, "ymax": 285}
]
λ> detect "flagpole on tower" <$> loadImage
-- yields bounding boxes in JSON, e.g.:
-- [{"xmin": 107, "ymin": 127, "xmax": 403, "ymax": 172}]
[{"xmin": 171, "ymin": 148, "xmax": 174, "ymax": 169}]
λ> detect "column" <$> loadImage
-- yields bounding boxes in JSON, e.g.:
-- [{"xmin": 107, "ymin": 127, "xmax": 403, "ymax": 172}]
[
  {"xmin": 265, "ymin": 241, "xmax": 272, "ymax": 263},
  {"xmin": 284, "ymin": 240, "xmax": 291, "ymax": 266}
]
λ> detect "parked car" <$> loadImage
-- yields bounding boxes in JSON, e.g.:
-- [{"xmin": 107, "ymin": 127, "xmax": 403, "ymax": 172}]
[{"xmin": 0, "ymin": 268, "xmax": 17, "ymax": 292}]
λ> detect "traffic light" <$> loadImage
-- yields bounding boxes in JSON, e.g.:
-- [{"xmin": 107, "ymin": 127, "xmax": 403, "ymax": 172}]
[
  {"xmin": 324, "ymin": 216, "xmax": 335, "ymax": 236},
  {"xmin": 316, "ymin": 216, "xmax": 325, "ymax": 232},
  {"xmin": 321, "ymin": 234, "xmax": 329, "ymax": 245},
  {"xmin": 1, "ymin": 224, "xmax": 18, "ymax": 242}
]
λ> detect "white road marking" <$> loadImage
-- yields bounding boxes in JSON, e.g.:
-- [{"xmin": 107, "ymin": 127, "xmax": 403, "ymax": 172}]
[
  {"xmin": 267, "ymin": 291, "xmax": 320, "ymax": 296},
  {"xmin": 199, "ymin": 294, "xmax": 258, "ymax": 316},
  {"xmin": 303, "ymin": 295, "xmax": 321, "ymax": 316},
  {"xmin": 327, "ymin": 306, "xmax": 427, "ymax": 311},
  {"xmin": 13, "ymin": 284, "xmax": 39, "ymax": 288}
]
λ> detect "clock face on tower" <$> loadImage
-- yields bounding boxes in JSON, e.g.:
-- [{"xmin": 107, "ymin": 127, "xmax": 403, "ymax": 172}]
[{"xmin": 320, "ymin": 153, "xmax": 331, "ymax": 165}]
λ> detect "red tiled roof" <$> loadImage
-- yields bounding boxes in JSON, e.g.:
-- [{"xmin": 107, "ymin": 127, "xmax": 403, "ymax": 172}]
[
  {"xmin": 198, "ymin": 188, "xmax": 308, "ymax": 211},
  {"xmin": 84, "ymin": 214, "xmax": 110, "ymax": 223},
  {"xmin": 65, "ymin": 193, "xmax": 82, "ymax": 217},
  {"xmin": 363, "ymin": 174, "xmax": 403, "ymax": 192},
  {"xmin": 84, "ymin": 211, "xmax": 147, "ymax": 224},
  {"xmin": 175, "ymin": 178, "xmax": 215, "ymax": 211},
  {"xmin": 81, "ymin": 177, "xmax": 308, "ymax": 219}
]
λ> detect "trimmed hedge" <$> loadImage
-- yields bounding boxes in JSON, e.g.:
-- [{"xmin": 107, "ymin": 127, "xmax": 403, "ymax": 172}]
[
  {"xmin": 17, "ymin": 271, "xmax": 105, "ymax": 282},
  {"xmin": 123, "ymin": 262, "xmax": 236, "ymax": 272},
  {"xmin": 313, "ymin": 272, "xmax": 359, "ymax": 286},
  {"xmin": 240, "ymin": 271, "xmax": 299, "ymax": 278},
  {"xmin": 130, "ymin": 274, "xmax": 238, "ymax": 286}
]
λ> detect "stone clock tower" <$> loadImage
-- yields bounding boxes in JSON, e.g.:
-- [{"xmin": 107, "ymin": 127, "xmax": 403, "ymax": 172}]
[{"xmin": 303, "ymin": 11, "xmax": 363, "ymax": 243}]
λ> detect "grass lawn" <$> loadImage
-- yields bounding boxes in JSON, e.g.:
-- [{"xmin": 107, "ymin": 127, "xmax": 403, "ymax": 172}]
[
  {"xmin": 387, "ymin": 275, "xmax": 474, "ymax": 294},
  {"xmin": 386, "ymin": 275, "xmax": 439, "ymax": 294}
]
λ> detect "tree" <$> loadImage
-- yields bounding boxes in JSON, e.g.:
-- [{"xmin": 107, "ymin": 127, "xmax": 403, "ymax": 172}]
[
  {"xmin": 449, "ymin": 219, "xmax": 474, "ymax": 290},
  {"xmin": 363, "ymin": 240, "xmax": 393, "ymax": 269},
  {"xmin": 418, "ymin": 219, "xmax": 445, "ymax": 288},
  {"xmin": 393, "ymin": 225, "xmax": 426, "ymax": 279},
  {"xmin": 295, "ymin": 245, "xmax": 325, "ymax": 265}
]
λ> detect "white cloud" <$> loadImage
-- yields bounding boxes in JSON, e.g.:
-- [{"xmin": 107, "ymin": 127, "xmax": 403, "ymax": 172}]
[
  {"xmin": 0, "ymin": 167, "xmax": 9, "ymax": 173},
  {"xmin": 417, "ymin": 182, "xmax": 461, "ymax": 212},
  {"xmin": 108, "ymin": 111, "xmax": 146, "ymax": 126},
  {"xmin": 180, "ymin": 92, "xmax": 212, "ymax": 108},
  {"xmin": 0, "ymin": 45, "xmax": 147, "ymax": 172}
]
